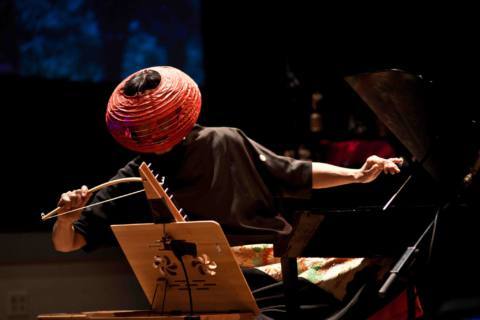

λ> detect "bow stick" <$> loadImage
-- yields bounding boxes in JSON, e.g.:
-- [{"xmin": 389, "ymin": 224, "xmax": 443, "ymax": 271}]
[
  {"xmin": 40, "ymin": 177, "xmax": 144, "ymax": 221},
  {"xmin": 40, "ymin": 162, "xmax": 185, "ymax": 222}
]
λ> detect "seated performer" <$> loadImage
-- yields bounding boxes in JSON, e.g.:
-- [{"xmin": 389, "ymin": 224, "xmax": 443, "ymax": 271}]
[{"xmin": 51, "ymin": 66, "xmax": 402, "ymax": 317}]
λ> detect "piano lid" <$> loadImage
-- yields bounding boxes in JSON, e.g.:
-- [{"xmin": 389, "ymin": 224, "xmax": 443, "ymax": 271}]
[{"xmin": 345, "ymin": 69, "xmax": 478, "ymax": 187}]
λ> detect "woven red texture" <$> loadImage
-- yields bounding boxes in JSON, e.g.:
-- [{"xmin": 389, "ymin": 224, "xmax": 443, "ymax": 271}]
[{"xmin": 106, "ymin": 66, "xmax": 201, "ymax": 153}]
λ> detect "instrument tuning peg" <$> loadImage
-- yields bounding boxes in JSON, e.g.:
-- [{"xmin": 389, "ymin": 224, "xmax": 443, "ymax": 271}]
[
  {"xmin": 179, "ymin": 208, "xmax": 187, "ymax": 220},
  {"xmin": 40, "ymin": 212, "xmax": 45, "ymax": 218},
  {"xmin": 154, "ymin": 174, "xmax": 159, "ymax": 179},
  {"xmin": 169, "ymin": 194, "xmax": 174, "ymax": 199},
  {"xmin": 147, "ymin": 163, "xmax": 152, "ymax": 168},
  {"xmin": 164, "ymin": 188, "xmax": 169, "ymax": 193}
]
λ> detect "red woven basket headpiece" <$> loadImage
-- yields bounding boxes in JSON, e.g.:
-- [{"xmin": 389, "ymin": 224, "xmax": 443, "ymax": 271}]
[{"xmin": 106, "ymin": 66, "xmax": 201, "ymax": 153}]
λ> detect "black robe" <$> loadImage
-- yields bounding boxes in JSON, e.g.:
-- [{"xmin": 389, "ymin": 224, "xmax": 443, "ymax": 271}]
[{"xmin": 74, "ymin": 125, "xmax": 312, "ymax": 251}]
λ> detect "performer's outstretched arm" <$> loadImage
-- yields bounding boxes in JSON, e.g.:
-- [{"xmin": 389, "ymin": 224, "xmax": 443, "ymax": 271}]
[{"xmin": 312, "ymin": 155, "xmax": 403, "ymax": 189}]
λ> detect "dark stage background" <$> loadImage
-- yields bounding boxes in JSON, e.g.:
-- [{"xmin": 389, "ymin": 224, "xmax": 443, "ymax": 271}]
[{"xmin": 1, "ymin": 1, "xmax": 479, "ymax": 319}]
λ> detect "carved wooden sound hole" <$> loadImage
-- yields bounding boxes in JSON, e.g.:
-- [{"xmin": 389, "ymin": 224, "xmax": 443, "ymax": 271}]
[
  {"xmin": 191, "ymin": 254, "xmax": 217, "ymax": 276},
  {"xmin": 153, "ymin": 255, "xmax": 178, "ymax": 277}
]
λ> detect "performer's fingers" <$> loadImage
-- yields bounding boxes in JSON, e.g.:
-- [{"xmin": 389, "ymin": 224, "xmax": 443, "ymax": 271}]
[
  {"xmin": 58, "ymin": 193, "xmax": 68, "ymax": 206},
  {"xmin": 386, "ymin": 168, "xmax": 396, "ymax": 175},
  {"xmin": 80, "ymin": 187, "xmax": 92, "ymax": 206},
  {"xmin": 81, "ymin": 185, "xmax": 88, "ymax": 197},
  {"xmin": 390, "ymin": 157, "xmax": 404, "ymax": 165},
  {"xmin": 67, "ymin": 187, "xmax": 88, "ymax": 207},
  {"xmin": 59, "ymin": 192, "xmax": 72, "ymax": 210},
  {"xmin": 72, "ymin": 189, "xmax": 84, "ymax": 207},
  {"xmin": 386, "ymin": 162, "xmax": 401, "ymax": 174}
]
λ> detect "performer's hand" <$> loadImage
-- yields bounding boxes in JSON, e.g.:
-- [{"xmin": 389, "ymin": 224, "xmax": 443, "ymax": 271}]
[
  {"xmin": 356, "ymin": 155, "xmax": 403, "ymax": 183},
  {"xmin": 56, "ymin": 185, "xmax": 92, "ymax": 224}
]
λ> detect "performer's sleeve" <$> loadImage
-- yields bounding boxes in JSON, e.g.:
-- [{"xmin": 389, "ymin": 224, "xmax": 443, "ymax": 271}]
[
  {"xmin": 236, "ymin": 129, "xmax": 312, "ymax": 199},
  {"xmin": 73, "ymin": 157, "xmax": 142, "ymax": 252}
]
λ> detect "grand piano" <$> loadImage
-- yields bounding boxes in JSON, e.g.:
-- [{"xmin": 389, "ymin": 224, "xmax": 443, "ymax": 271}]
[{"xmin": 274, "ymin": 69, "xmax": 480, "ymax": 319}]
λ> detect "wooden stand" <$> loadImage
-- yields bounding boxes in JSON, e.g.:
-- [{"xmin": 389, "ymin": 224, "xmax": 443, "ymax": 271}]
[{"xmin": 111, "ymin": 221, "xmax": 259, "ymax": 316}]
